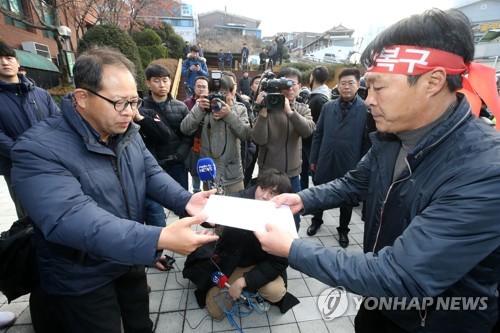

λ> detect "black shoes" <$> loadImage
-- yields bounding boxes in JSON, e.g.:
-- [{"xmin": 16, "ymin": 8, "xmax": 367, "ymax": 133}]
[
  {"xmin": 306, "ymin": 223, "xmax": 322, "ymax": 236},
  {"xmin": 337, "ymin": 227, "xmax": 350, "ymax": 248},
  {"xmin": 159, "ymin": 255, "xmax": 176, "ymax": 271},
  {"xmin": 307, "ymin": 220, "xmax": 350, "ymax": 248}
]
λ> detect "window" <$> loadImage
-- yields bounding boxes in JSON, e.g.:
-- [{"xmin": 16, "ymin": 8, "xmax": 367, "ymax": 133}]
[
  {"xmin": 164, "ymin": 18, "xmax": 193, "ymax": 27},
  {"xmin": 35, "ymin": 0, "xmax": 55, "ymax": 38},
  {"xmin": 1, "ymin": 0, "xmax": 28, "ymax": 30}
]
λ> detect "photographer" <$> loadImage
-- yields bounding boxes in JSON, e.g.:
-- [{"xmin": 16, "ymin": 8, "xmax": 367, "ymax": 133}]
[
  {"xmin": 181, "ymin": 75, "xmax": 251, "ymax": 193},
  {"xmin": 252, "ymin": 68, "xmax": 315, "ymax": 230},
  {"xmin": 182, "ymin": 45, "xmax": 208, "ymax": 98}
]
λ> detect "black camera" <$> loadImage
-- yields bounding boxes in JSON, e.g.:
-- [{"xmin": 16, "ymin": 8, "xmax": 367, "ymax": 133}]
[
  {"xmin": 206, "ymin": 92, "xmax": 226, "ymax": 112},
  {"xmin": 260, "ymin": 73, "xmax": 294, "ymax": 109},
  {"xmin": 296, "ymin": 87, "xmax": 311, "ymax": 103}
]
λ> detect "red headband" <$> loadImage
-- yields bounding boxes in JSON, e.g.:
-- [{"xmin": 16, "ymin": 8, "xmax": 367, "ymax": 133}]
[{"xmin": 367, "ymin": 45, "xmax": 499, "ymax": 130}]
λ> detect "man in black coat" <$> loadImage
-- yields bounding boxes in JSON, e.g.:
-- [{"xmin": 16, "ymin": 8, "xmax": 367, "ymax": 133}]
[
  {"xmin": 238, "ymin": 71, "xmax": 252, "ymax": 96},
  {"xmin": 137, "ymin": 63, "xmax": 192, "ymax": 225},
  {"xmin": 258, "ymin": 48, "xmax": 267, "ymax": 71},
  {"xmin": 307, "ymin": 68, "xmax": 368, "ymax": 247}
]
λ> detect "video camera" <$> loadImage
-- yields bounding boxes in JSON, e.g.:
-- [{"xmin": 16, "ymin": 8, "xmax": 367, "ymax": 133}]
[{"xmin": 259, "ymin": 71, "xmax": 293, "ymax": 109}]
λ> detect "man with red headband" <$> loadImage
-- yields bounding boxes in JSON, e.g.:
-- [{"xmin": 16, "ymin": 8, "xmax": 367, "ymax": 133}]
[{"xmin": 254, "ymin": 9, "xmax": 500, "ymax": 333}]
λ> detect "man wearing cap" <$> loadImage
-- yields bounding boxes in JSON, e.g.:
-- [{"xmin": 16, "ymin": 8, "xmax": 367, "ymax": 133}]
[{"xmin": 255, "ymin": 9, "xmax": 500, "ymax": 332}]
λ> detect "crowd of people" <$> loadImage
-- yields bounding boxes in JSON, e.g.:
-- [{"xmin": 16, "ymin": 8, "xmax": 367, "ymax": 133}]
[{"xmin": 1, "ymin": 7, "xmax": 499, "ymax": 333}]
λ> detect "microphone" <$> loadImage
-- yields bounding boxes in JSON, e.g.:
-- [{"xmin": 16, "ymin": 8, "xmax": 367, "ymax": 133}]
[
  {"xmin": 211, "ymin": 271, "xmax": 247, "ymax": 301},
  {"xmin": 197, "ymin": 157, "xmax": 217, "ymax": 190}
]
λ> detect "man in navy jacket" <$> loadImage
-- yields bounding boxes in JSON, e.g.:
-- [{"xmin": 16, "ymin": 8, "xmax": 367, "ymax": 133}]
[
  {"xmin": 182, "ymin": 45, "xmax": 208, "ymax": 98},
  {"xmin": 11, "ymin": 47, "xmax": 218, "ymax": 332},
  {"xmin": 0, "ymin": 42, "xmax": 59, "ymax": 219},
  {"xmin": 256, "ymin": 9, "xmax": 500, "ymax": 333}
]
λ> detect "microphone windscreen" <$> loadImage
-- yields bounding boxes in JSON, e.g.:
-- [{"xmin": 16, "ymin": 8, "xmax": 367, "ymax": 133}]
[
  {"xmin": 211, "ymin": 271, "xmax": 228, "ymax": 288},
  {"xmin": 197, "ymin": 157, "xmax": 216, "ymax": 181},
  {"xmin": 218, "ymin": 275, "xmax": 229, "ymax": 288}
]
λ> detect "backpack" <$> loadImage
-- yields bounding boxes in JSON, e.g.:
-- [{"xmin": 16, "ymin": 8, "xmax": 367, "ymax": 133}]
[{"xmin": 0, "ymin": 216, "xmax": 38, "ymax": 303}]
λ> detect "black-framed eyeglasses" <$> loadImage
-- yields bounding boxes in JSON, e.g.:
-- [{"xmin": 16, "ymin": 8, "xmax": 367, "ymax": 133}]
[{"xmin": 85, "ymin": 88, "xmax": 143, "ymax": 112}]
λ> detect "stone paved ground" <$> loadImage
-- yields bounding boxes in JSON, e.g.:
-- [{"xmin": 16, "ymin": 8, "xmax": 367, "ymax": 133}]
[{"xmin": 1, "ymin": 176, "xmax": 362, "ymax": 332}]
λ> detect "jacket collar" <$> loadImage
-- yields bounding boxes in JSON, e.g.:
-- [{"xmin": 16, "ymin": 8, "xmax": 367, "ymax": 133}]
[
  {"xmin": 310, "ymin": 84, "xmax": 330, "ymax": 99},
  {"xmin": 61, "ymin": 97, "xmax": 139, "ymax": 156},
  {"xmin": 406, "ymin": 94, "xmax": 469, "ymax": 166},
  {"xmin": 0, "ymin": 74, "xmax": 33, "ymax": 93}
]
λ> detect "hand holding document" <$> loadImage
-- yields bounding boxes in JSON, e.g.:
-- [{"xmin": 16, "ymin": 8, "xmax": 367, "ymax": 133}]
[{"xmin": 202, "ymin": 195, "xmax": 299, "ymax": 238}]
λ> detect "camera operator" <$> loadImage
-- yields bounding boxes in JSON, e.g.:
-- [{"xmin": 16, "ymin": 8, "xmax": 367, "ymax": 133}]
[
  {"xmin": 181, "ymin": 75, "xmax": 251, "ymax": 193},
  {"xmin": 252, "ymin": 68, "xmax": 315, "ymax": 230},
  {"xmin": 182, "ymin": 45, "xmax": 208, "ymax": 98}
]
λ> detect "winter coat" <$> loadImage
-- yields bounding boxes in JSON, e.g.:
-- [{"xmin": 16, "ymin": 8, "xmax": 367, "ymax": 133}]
[
  {"xmin": 302, "ymin": 84, "xmax": 330, "ymax": 149},
  {"xmin": 294, "ymin": 94, "xmax": 500, "ymax": 332},
  {"xmin": 268, "ymin": 45, "xmax": 277, "ymax": 57},
  {"xmin": 310, "ymin": 95, "xmax": 368, "ymax": 184},
  {"xmin": 275, "ymin": 37, "xmax": 286, "ymax": 51},
  {"xmin": 11, "ymin": 98, "xmax": 191, "ymax": 295},
  {"xmin": 217, "ymin": 52, "xmax": 225, "ymax": 63},
  {"xmin": 239, "ymin": 77, "xmax": 252, "ymax": 96},
  {"xmin": 180, "ymin": 100, "xmax": 251, "ymax": 187},
  {"xmin": 140, "ymin": 94, "xmax": 192, "ymax": 167},
  {"xmin": 0, "ymin": 74, "xmax": 60, "ymax": 175},
  {"xmin": 182, "ymin": 56, "xmax": 208, "ymax": 91},
  {"xmin": 259, "ymin": 52, "xmax": 267, "ymax": 62},
  {"xmin": 183, "ymin": 185, "xmax": 299, "ymax": 313},
  {"xmin": 241, "ymin": 46, "xmax": 249, "ymax": 59},
  {"xmin": 252, "ymin": 102, "xmax": 315, "ymax": 177}
]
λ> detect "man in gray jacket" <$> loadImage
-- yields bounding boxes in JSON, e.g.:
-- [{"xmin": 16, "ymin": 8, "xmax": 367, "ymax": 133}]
[
  {"xmin": 300, "ymin": 66, "xmax": 330, "ymax": 192},
  {"xmin": 256, "ymin": 9, "xmax": 500, "ymax": 333},
  {"xmin": 11, "ymin": 47, "xmax": 218, "ymax": 332}
]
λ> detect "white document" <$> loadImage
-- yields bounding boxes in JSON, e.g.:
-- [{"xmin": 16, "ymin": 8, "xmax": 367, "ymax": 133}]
[{"xmin": 202, "ymin": 195, "xmax": 299, "ymax": 238}]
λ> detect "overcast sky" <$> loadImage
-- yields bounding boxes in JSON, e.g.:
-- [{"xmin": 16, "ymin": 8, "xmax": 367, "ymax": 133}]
[{"xmin": 183, "ymin": 0, "xmax": 458, "ymax": 41}]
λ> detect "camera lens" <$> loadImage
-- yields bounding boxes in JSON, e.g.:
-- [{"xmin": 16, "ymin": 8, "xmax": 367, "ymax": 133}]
[
  {"xmin": 268, "ymin": 95, "xmax": 280, "ymax": 107},
  {"xmin": 211, "ymin": 98, "xmax": 223, "ymax": 112}
]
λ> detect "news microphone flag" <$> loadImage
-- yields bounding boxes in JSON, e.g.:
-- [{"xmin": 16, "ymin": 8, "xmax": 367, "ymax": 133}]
[
  {"xmin": 197, "ymin": 157, "xmax": 216, "ymax": 182},
  {"xmin": 211, "ymin": 271, "xmax": 228, "ymax": 288},
  {"xmin": 211, "ymin": 271, "xmax": 247, "ymax": 301}
]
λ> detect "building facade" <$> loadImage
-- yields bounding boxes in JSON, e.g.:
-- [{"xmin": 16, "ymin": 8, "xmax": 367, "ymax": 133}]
[
  {"xmin": 455, "ymin": 0, "xmax": 500, "ymax": 69},
  {"xmin": 198, "ymin": 10, "xmax": 261, "ymax": 39}
]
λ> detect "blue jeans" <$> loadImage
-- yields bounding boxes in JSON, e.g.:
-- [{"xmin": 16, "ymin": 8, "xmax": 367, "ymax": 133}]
[
  {"xmin": 289, "ymin": 175, "xmax": 301, "ymax": 231},
  {"xmin": 144, "ymin": 197, "xmax": 166, "ymax": 227},
  {"xmin": 191, "ymin": 175, "xmax": 201, "ymax": 192}
]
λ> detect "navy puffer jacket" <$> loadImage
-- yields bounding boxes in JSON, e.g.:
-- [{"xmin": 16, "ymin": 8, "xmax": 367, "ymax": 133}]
[
  {"xmin": 0, "ymin": 74, "xmax": 60, "ymax": 175},
  {"xmin": 11, "ymin": 98, "xmax": 191, "ymax": 295}
]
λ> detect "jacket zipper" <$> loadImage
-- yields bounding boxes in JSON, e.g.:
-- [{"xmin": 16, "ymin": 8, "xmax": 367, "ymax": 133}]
[
  {"xmin": 419, "ymin": 306, "xmax": 427, "ymax": 327},
  {"xmin": 30, "ymin": 99, "xmax": 43, "ymax": 120},
  {"xmin": 109, "ymin": 156, "xmax": 132, "ymax": 219},
  {"xmin": 372, "ymin": 157, "xmax": 413, "ymax": 252}
]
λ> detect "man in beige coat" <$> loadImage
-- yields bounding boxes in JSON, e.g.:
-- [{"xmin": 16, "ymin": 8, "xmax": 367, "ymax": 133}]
[{"xmin": 252, "ymin": 67, "xmax": 315, "ymax": 229}]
